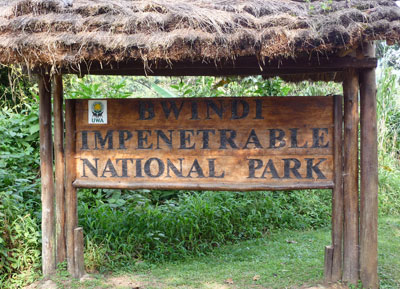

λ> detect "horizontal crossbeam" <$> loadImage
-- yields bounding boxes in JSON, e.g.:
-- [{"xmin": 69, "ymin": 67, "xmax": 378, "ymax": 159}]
[{"xmin": 31, "ymin": 56, "xmax": 377, "ymax": 77}]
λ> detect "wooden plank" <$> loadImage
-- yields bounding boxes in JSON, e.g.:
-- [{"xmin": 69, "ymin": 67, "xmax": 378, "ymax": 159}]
[
  {"xmin": 331, "ymin": 95, "xmax": 343, "ymax": 282},
  {"xmin": 73, "ymin": 227, "xmax": 85, "ymax": 279},
  {"xmin": 71, "ymin": 97, "xmax": 335, "ymax": 190},
  {"xmin": 65, "ymin": 100, "xmax": 77, "ymax": 275},
  {"xmin": 73, "ymin": 180, "xmax": 334, "ymax": 191},
  {"xmin": 39, "ymin": 74, "xmax": 55, "ymax": 276},
  {"xmin": 359, "ymin": 42, "xmax": 379, "ymax": 289},
  {"xmin": 31, "ymin": 56, "xmax": 377, "ymax": 77},
  {"xmin": 342, "ymin": 69, "xmax": 360, "ymax": 285},
  {"xmin": 324, "ymin": 245, "xmax": 334, "ymax": 283},
  {"xmin": 54, "ymin": 74, "xmax": 66, "ymax": 264}
]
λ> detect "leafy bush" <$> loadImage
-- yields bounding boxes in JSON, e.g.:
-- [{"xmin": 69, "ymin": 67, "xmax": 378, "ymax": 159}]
[
  {"xmin": 0, "ymin": 193, "xmax": 41, "ymax": 288},
  {"xmin": 170, "ymin": 76, "xmax": 291, "ymax": 97},
  {"xmin": 0, "ymin": 66, "xmax": 35, "ymax": 112},
  {"xmin": 376, "ymin": 67, "xmax": 400, "ymax": 215},
  {"xmin": 376, "ymin": 67, "xmax": 400, "ymax": 160},
  {"xmin": 0, "ymin": 102, "xmax": 42, "ymax": 288},
  {"xmin": 78, "ymin": 189, "xmax": 331, "ymax": 270}
]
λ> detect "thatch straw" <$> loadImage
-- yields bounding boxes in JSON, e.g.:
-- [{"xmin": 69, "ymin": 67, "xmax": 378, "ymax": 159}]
[{"xmin": 0, "ymin": 0, "xmax": 399, "ymax": 70}]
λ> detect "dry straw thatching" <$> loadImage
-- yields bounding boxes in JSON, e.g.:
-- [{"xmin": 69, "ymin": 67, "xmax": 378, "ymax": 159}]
[{"xmin": 0, "ymin": 0, "xmax": 400, "ymax": 71}]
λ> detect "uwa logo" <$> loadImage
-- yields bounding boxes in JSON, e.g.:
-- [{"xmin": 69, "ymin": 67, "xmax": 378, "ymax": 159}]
[{"xmin": 88, "ymin": 100, "xmax": 107, "ymax": 124}]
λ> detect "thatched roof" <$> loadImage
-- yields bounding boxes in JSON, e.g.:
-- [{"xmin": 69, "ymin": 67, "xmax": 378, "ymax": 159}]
[{"xmin": 0, "ymin": 0, "xmax": 399, "ymax": 72}]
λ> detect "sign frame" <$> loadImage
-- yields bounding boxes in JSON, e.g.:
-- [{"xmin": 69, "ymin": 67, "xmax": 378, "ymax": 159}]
[{"xmin": 66, "ymin": 95, "xmax": 342, "ymax": 192}]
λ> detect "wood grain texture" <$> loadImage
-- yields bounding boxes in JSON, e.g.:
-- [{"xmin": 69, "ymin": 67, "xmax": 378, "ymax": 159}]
[
  {"xmin": 54, "ymin": 56, "xmax": 378, "ymax": 77},
  {"xmin": 73, "ymin": 179, "xmax": 334, "ymax": 191},
  {"xmin": 324, "ymin": 245, "xmax": 334, "ymax": 283},
  {"xmin": 65, "ymin": 100, "xmax": 77, "ymax": 275},
  {"xmin": 39, "ymin": 74, "xmax": 55, "ymax": 276},
  {"xmin": 54, "ymin": 74, "xmax": 66, "ymax": 265},
  {"xmin": 359, "ymin": 42, "xmax": 379, "ymax": 289},
  {"xmin": 73, "ymin": 227, "xmax": 85, "ymax": 279},
  {"xmin": 71, "ymin": 97, "xmax": 335, "ymax": 190},
  {"xmin": 331, "ymin": 95, "xmax": 343, "ymax": 282},
  {"xmin": 342, "ymin": 69, "xmax": 360, "ymax": 285}
]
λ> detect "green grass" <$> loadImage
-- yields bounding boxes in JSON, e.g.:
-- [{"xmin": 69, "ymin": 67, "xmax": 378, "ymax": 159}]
[
  {"xmin": 132, "ymin": 228, "xmax": 330, "ymax": 289},
  {"xmin": 45, "ymin": 216, "xmax": 399, "ymax": 289},
  {"xmin": 378, "ymin": 217, "xmax": 400, "ymax": 288}
]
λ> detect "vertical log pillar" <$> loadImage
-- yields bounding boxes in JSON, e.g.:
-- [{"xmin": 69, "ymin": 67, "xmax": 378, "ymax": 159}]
[
  {"xmin": 324, "ymin": 245, "xmax": 334, "ymax": 283},
  {"xmin": 54, "ymin": 75, "xmax": 66, "ymax": 264},
  {"xmin": 342, "ymin": 68, "xmax": 360, "ymax": 285},
  {"xmin": 331, "ymin": 94, "xmax": 344, "ymax": 282},
  {"xmin": 39, "ymin": 73, "xmax": 56, "ymax": 276},
  {"xmin": 74, "ymin": 227, "xmax": 85, "ymax": 279},
  {"xmin": 65, "ymin": 100, "xmax": 77, "ymax": 275},
  {"xmin": 359, "ymin": 42, "xmax": 379, "ymax": 289}
]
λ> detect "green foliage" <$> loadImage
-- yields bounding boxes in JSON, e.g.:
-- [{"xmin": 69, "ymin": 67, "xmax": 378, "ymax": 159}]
[
  {"xmin": 78, "ymin": 189, "xmax": 331, "ymax": 271},
  {"xmin": 0, "ymin": 103, "xmax": 42, "ymax": 288},
  {"xmin": 376, "ymin": 66, "xmax": 400, "ymax": 216},
  {"xmin": 287, "ymin": 80, "xmax": 341, "ymax": 96},
  {"xmin": 150, "ymin": 82, "xmax": 178, "ymax": 98},
  {"xmin": 320, "ymin": 0, "xmax": 333, "ymax": 12},
  {"xmin": 0, "ymin": 104, "xmax": 41, "ymax": 207},
  {"xmin": 376, "ymin": 67, "xmax": 400, "ymax": 160},
  {"xmin": 378, "ymin": 160, "xmax": 400, "ymax": 216},
  {"xmin": 0, "ymin": 191, "xmax": 41, "ymax": 288},
  {"xmin": 170, "ymin": 76, "xmax": 291, "ymax": 97},
  {"xmin": 377, "ymin": 42, "xmax": 400, "ymax": 70},
  {"xmin": 66, "ymin": 76, "xmax": 133, "ymax": 99},
  {"xmin": 64, "ymin": 75, "xmax": 174, "ymax": 99},
  {"xmin": 0, "ymin": 66, "xmax": 37, "ymax": 112}
]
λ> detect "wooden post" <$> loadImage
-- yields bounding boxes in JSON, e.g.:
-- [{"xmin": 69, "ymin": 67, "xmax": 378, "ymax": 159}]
[
  {"xmin": 324, "ymin": 245, "xmax": 334, "ymax": 283},
  {"xmin": 65, "ymin": 100, "xmax": 77, "ymax": 274},
  {"xmin": 74, "ymin": 227, "xmax": 85, "ymax": 279},
  {"xmin": 331, "ymin": 94, "xmax": 344, "ymax": 282},
  {"xmin": 39, "ymin": 73, "xmax": 56, "ymax": 276},
  {"xmin": 54, "ymin": 74, "xmax": 66, "ymax": 264},
  {"xmin": 359, "ymin": 42, "xmax": 379, "ymax": 289},
  {"xmin": 342, "ymin": 69, "xmax": 360, "ymax": 285}
]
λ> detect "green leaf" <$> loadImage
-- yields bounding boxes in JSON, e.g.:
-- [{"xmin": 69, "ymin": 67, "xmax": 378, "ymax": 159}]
[
  {"xmin": 28, "ymin": 124, "xmax": 39, "ymax": 135},
  {"xmin": 150, "ymin": 83, "xmax": 178, "ymax": 98}
]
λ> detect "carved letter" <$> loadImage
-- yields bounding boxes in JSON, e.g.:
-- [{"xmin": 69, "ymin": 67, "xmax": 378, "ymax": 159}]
[
  {"xmin": 283, "ymin": 158, "xmax": 302, "ymax": 179},
  {"xmin": 231, "ymin": 99, "xmax": 249, "ymax": 119},
  {"xmin": 311, "ymin": 128, "xmax": 329, "ymax": 148},
  {"xmin": 94, "ymin": 130, "xmax": 113, "ymax": 150},
  {"xmin": 305, "ymin": 158, "xmax": 327, "ymax": 179},
  {"xmin": 118, "ymin": 130, "xmax": 132, "ymax": 149},
  {"xmin": 139, "ymin": 101, "xmax": 155, "ymax": 120},
  {"xmin": 269, "ymin": 129, "xmax": 286, "ymax": 149},
  {"xmin": 161, "ymin": 100, "xmax": 184, "ymax": 119},
  {"xmin": 101, "ymin": 159, "xmax": 119, "ymax": 178},
  {"xmin": 81, "ymin": 158, "xmax": 99, "ymax": 177},
  {"xmin": 248, "ymin": 159, "xmax": 263, "ymax": 178}
]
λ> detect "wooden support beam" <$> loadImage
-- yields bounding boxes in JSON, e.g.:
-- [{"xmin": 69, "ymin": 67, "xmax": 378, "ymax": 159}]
[
  {"xmin": 342, "ymin": 69, "xmax": 360, "ymax": 285},
  {"xmin": 65, "ymin": 100, "xmax": 77, "ymax": 275},
  {"xmin": 74, "ymin": 227, "xmax": 85, "ymax": 279},
  {"xmin": 30, "ymin": 56, "xmax": 378, "ymax": 77},
  {"xmin": 73, "ymin": 179, "xmax": 334, "ymax": 191},
  {"xmin": 54, "ymin": 74, "xmax": 66, "ymax": 264},
  {"xmin": 331, "ymin": 94, "xmax": 344, "ymax": 282},
  {"xmin": 39, "ymin": 74, "xmax": 55, "ymax": 276},
  {"xmin": 359, "ymin": 42, "xmax": 379, "ymax": 289},
  {"xmin": 324, "ymin": 245, "xmax": 334, "ymax": 283}
]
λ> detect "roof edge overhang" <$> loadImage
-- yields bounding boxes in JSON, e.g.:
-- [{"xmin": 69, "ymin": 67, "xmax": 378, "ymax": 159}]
[{"xmin": 27, "ymin": 55, "xmax": 377, "ymax": 80}]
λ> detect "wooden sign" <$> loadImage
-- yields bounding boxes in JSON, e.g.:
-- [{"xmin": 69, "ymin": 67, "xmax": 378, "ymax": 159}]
[{"xmin": 67, "ymin": 96, "xmax": 336, "ymax": 191}]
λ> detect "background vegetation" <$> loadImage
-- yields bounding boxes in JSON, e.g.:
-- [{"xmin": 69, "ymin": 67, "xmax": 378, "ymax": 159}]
[{"xmin": 0, "ymin": 44, "xmax": 399, "ymax": 288}]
